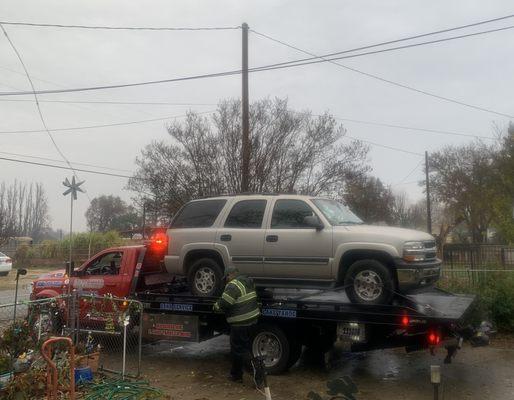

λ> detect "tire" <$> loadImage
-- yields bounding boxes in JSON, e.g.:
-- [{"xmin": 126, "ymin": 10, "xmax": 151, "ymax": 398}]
[
  {"xmin": 187, "ymin": 258, "xmax": 224, "ymax": 297},
  {"xmin": 344, "ymin": 259, "xmax": 394, "ymax": 305},
  {"xmin": 0, "ymin": 271, "xmax": 9, "ymax": 277},
  {"xmin": 251, "ymin": 324, "xmax": 291, "ymax": 375}
]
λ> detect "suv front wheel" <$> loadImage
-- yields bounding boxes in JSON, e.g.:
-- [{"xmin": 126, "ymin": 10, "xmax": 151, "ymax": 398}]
[
  {"xmin": 188, "ymin": 258, "xmax": 224, "ymax": 297},
  {"xmin": 344, "ymin": 259, "xmax": 394, "ymax": 305}
]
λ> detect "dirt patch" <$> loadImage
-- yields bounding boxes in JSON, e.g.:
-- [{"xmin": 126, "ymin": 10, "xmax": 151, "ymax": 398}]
[{"xmin": 135, "ymin": 335, "xmax": 514, "ymax": 400}]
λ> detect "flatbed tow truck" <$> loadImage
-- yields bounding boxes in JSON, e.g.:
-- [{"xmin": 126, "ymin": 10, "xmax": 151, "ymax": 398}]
[{"xmin": 32, "ymin": 244, "xmax": 478, "ymax": 374}]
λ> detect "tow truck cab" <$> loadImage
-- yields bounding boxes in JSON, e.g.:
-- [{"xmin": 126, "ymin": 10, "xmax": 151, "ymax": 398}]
[{"xmin": 31, "ymin": 240, "xmax": 170, "ymax": 300}]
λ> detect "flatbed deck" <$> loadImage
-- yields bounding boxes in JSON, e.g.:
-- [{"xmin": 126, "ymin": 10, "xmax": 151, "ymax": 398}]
[
  {"xmin": 136, "ymin": 286, "xmax": 475, "ymax": 327},
  {"xmin": 135, "ymin": 285, "xmax": 477, "ymax": 373}
]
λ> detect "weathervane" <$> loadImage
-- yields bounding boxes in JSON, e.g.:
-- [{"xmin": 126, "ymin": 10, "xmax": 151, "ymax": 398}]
[{"xmin": 63, "ymin": 176, "xmax": 85, "ymax": 264}]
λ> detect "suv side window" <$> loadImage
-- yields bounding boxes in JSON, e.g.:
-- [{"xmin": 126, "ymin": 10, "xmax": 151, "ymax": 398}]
[
  {"xmin": 171, "ymin": 200, "xmax": 227, "ymax": 228},
  {"xmin": 224, "ymin": 200, "xmax": 267, "ymax": 228},
  {"xmin": 271, "ymin": 199, "xmax": 316, "ymax": 229}
]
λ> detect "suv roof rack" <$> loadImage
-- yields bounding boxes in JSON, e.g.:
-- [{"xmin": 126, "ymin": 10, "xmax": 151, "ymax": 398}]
[{"xmin": 197, "ymin": 192, "xmax": 299, "ymax": 199}]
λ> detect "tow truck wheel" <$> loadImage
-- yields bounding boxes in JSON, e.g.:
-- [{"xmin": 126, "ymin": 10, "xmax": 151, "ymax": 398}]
[
  {"xmin": 251, "ymin": 324, "xmax": 291, "ymax": 375},
  {"xmin": 344, "ymin": 259, "xmax": 394, "ymax": 305},
  {"xmin": 188, "ymin": 258, "xmax": 223, "ymax": 297}
]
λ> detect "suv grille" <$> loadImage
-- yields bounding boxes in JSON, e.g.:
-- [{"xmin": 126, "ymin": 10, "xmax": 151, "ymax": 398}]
[
  {"xmin": 424, "ymin": 241, "xmax": 436, "ymax": 249},
  {"xmin": 423, "ymin": 240, "xmax": 437, "ymax": 260}
]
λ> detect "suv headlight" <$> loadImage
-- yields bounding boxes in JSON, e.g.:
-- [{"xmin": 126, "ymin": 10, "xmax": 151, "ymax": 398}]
[{"xmin": 403, "ymin": 241, "xmax": 425, "ymax": 262}]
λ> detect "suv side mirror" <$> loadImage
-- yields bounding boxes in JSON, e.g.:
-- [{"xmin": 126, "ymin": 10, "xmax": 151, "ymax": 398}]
[{"xmin": 303, "ymin": 215, "xmax": 324, "ymax": 231}]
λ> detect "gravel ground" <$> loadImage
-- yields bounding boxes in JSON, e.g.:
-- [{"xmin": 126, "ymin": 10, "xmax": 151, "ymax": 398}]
[{"xmin": 137, "ymin": 335, "xmax": 514, "ymax": 400}]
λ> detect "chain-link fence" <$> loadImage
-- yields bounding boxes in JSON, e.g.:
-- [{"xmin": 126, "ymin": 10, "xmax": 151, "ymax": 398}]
[
  {"xmin": 0, "ymin": 292, "xmax": 143, "ymax": 395},
  {"xmin": 70, "ymin": 293, "xmax": 143, "ymax": 378}
]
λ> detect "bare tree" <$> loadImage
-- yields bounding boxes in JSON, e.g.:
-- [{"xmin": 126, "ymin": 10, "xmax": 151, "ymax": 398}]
[
  {"xmin": 390, "ymin": 191, "xmax": 410, "ymax": 227},
  {"xmin": 0, "ymin": 181, "xmax": 49, "ymax": 244},
  {"xmin": 128, "ymin": 98, "xmax": 370, "ymax": 217}
]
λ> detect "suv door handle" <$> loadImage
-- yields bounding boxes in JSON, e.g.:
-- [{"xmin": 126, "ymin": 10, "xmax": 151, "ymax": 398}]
[
  {"xmin": 220, "ymin": 234, "xmax": 232, "ymax": 242},
  {"xmin": 266, "ymin": 235, "xmax": 279, "ymax": 242}
]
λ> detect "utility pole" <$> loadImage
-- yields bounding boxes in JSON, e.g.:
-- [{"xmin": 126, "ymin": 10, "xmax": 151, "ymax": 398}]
[
  {"xmin": 241, "ymin": 22, "xmax": 250, "ymax": 193},
  {"xmin": 425, "ymin": 151, "xmax": 432, "ymax": 234}
]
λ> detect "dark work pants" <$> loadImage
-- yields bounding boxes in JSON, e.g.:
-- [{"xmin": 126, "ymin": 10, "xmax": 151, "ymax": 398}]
[{"xmin": 229, "ymin": 324, "xmax": 254, "ymax": 378}]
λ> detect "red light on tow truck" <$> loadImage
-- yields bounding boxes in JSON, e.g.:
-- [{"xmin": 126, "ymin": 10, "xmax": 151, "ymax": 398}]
[
  {"xmin": 149, "ymin": 232, "xmax": 168, "ymax": 251},
  {"xmin": 428, "ymin": 331, "xmax": 441, "ymax": 345},
  {"xmin": 401, "ymin": 316, "xmax": 410, "ymax": 327}
]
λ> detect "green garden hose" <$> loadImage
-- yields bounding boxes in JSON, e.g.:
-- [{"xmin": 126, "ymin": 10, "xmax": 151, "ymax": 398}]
[{"xmin": 83, "ymin": 379, "xmax": 164, "ymax": 400}]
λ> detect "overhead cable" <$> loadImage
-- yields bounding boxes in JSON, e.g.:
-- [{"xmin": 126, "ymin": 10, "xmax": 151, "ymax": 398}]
[
  {"xmin": 0, "ymin": 21, "xmax": 241, "ymax": 31},
  {"xmin": 0, "ymin": 155, "xmax": 135, "ymax": 178},
  {"xmin": 0, "ymin": 110, "xmax": 216, "ymax": 135},
  {"xmin": 0, "ymin": 150, "xmax": 133, "ymax": 172},
  {"xmin": 0, "ymin": 22, "xmax": 512, "ymax": 122},
  {"xmin": 0, "ymin": 23, "xmax": 84, "ymax": 185},
  {"xmin": 250, "ymin": 26, "xmax": 514, "ymax": 119}
]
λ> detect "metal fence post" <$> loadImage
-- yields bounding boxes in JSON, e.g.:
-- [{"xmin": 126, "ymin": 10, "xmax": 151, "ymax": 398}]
[{"xmin": 137, "ymin": 304, "xmax": 143, "ymax": 378}]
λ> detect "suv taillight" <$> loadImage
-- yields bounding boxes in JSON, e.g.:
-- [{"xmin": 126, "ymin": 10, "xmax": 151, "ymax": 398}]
[{"xmin": 6, "ymin": 258, "xmax": 11, "ymax": 264}]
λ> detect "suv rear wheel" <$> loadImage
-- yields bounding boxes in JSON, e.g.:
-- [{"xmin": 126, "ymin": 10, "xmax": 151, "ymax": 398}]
[
  {"xmin": 188, "ymin": 258, "xmax": 223, "ymax": 297},
  {"xmin": 344, "ymin": 259, "xmax": 394, "ymax": 305}
]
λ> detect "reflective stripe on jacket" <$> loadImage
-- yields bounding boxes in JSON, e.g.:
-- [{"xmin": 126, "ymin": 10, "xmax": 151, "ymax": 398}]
[{"xmin": 213, "ymin": 275, "xmax": 260, "ymax": 326}]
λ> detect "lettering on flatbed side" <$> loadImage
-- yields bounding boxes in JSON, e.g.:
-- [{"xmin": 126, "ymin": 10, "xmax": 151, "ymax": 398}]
[
  {"xmin": 142, "ymin": 313, "xmax": 199, "ymax": 342},
  {"xmin": 262, "ymin": 308, "xmax": 297, "ymax": 318},
  {"xmin": 159, "ymin": 303, "xmax": 193, "ymax": 312}
]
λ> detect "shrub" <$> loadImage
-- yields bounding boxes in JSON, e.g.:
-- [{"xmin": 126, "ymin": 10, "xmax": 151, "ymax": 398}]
[{"xmin": 439, "ymin": 272, "xmax": 514, "ymax": 333}]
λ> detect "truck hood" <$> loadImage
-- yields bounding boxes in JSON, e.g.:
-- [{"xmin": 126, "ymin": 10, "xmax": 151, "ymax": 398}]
[
  {"xmin": 332, "ymin": 224, "xmax": 434, "ymax": 254},
  {"xmin": 335, "ymin": 224, "xmax": 433, "ymax": 241}
]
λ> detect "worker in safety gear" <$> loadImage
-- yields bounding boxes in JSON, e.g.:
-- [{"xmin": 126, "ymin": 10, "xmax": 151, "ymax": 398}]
[{"xmin": 213, "ymin": 266, "xmax": 260, "ymax": 383}]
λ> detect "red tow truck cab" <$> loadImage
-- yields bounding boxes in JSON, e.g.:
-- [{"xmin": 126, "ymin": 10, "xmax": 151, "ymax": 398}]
[{"xmin": 31, "ymin": 243, "xmax": 170, "ymax": 301}]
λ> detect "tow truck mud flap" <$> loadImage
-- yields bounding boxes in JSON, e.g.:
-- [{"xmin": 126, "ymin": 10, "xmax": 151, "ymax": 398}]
[{"xmin": 142, "ymin": 313, "xmax": 200, "ymax": 342}]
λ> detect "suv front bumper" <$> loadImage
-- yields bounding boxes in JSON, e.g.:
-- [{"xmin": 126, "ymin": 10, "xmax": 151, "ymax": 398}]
[{"xmin": 394, "ymin": 258, "xmax": 442, "ymax": 292}]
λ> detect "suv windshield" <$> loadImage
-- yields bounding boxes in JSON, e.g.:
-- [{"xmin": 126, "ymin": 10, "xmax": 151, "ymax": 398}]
[{"xmin": 312, "ymin": 199, "xmax": 363, "ymax": 225}]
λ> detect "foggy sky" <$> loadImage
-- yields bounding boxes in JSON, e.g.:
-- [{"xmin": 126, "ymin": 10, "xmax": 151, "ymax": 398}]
[{"xmin": 0, "ymin": 0, "xmax": 512, "ymax": 232}]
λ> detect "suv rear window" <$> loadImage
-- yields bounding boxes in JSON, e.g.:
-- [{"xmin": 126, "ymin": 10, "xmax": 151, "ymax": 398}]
[
  {"xmin": 171, "ymin": 199, "xmax": 227, "ymax": 228},
  {"xmin": 271, "ymin": 199, "xmax": 316, "ymax": 228},
  {"xmin": 224, "ymin": 200, "xmax": 267, "ymax": 228}
]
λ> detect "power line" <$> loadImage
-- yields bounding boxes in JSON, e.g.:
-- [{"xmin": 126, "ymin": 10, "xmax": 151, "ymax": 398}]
[
  {"xmin": 4, "ymin": 22, "xmax": 513, "ymax": 98},
  {"xmin": 0, "ymin": 150, "xmax": 133, "ymax": 173},
  {"xmin": 249, "ymin": 13, "xmax": 514, "ymax": 69},
  {"xmin": 394, "ymin": 159, "xmax": 424, "ymax": 185},
  {"xmin": 0, "ymin": 96, "xmax": 493, "ymax": 140},
  {"xmin": 0, "ymin": 110, "xmax": 216, "ymax": 135},
  {"xmin": 0, "ymin": 98, "xmax": 217, "ymax": 106},
  {"xmin": 250, "ymin": 27, "xmax": 514, "ymax": 119},
  {"xmin": 0, "ymin": 109, "xmax": 490, "ymax": 143},
  {"xmin": 344, "ymin": 135, "xmax": 424, "ymax": 156},
  {"xmin": 0, "ymin": 21, "xmax": 241, "ymax": 31},
  {"xmin": 0, "ymin": 21, "xmax": 512, "ymax": 119},
  {"xmin": 332, "ymin": 117, "xmax": 494, "ymax": 140},
  {"xmin": 0, "ymin": 155, "xmax": 135, "ymax": 178},
  {"xmin": 0, "ymin": 24, "xmax": 83, "ymax": 182}
]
